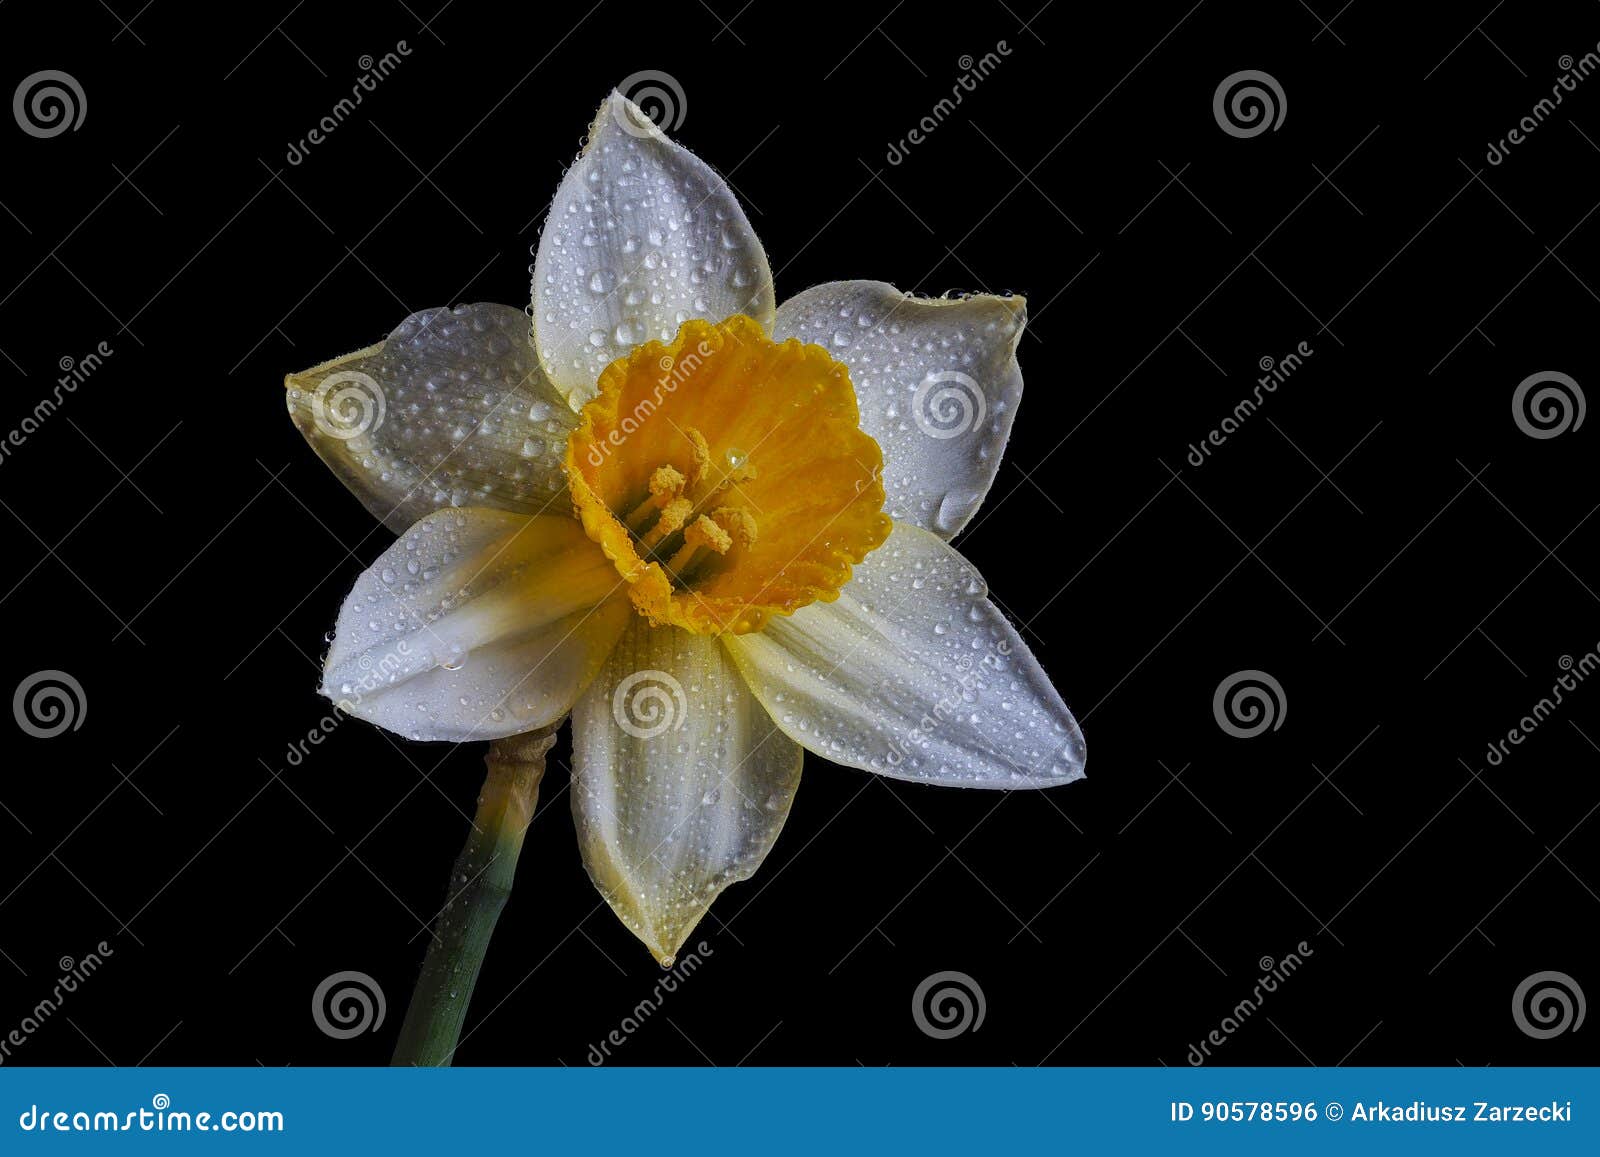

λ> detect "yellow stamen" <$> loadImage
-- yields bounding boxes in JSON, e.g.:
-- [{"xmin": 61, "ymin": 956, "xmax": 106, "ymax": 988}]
[
  {"xmin": 665, "ymin": 515, "xmax": 733, "ymax": 576},
  {"xmin": 709, "ymin": 507, "xmax": 758, "ymax": 551},
  {"xmin": 683, "ymin": 427, "xmax": 712, "ymax": 491},
  {"xmin": 639, "ymin": 497, "xmax": 693, "ymax": 552},
  {"xmin": 562, "ymin": 315, "xmax": 890, "ymax": 635},
  {"xmin": 624, "ymin": 464, "xmax": 686, "ymax": 530}
]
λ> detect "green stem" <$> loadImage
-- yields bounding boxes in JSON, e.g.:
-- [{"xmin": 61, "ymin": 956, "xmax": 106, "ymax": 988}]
[{"xmin": 391, "ymin": 722, "xmax": 559, "ymax": 1067}]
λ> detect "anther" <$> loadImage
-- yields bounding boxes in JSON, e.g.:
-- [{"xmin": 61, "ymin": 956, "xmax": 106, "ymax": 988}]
[
  {"xmin": 683, "ymin": 427, "xmax": 712, "ymax": 491},
  {"xmin": 666, "ymin": 515, "xmax": 733, "ymax": 577},
  {"xmin": 639, "ymin": 497, "xmax": 693, "ymax": 552},
  {"xmin": 625, "ymin": 465, "xmax": 686, "ymax": 530},
  {"xmin": 709, "ymin": 507, "xmax": 758, "ymax": 551}
]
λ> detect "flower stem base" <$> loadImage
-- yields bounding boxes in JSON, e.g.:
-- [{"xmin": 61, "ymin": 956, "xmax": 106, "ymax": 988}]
[{"xmin": 390, "ymin": 722, "xmax": 559, "ymax": 1066}]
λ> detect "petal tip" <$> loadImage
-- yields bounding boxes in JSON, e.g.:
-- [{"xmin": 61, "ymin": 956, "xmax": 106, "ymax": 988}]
[{"xmin": 595, "ymin": 89, "xmax": 664, "ymax": 145}]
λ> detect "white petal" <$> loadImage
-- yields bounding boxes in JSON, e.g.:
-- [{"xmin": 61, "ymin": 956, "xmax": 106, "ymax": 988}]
[
  {"xmin": 285, "ymin": 303, "xmax": 575, "ymax": 533},
  {"xmin": 773, "ymin": 281, "xmax": 1026, "ymax": 538},
  {"xmin": 322, "ymin": 507, "xmax": 627, "ymax": 742},
  {"xmin": 571, "ymin": 618, "xmax": 802, "ymax": 964},
  {"xmin": 531, "ymin": 93, "xmax": 775, "ymax": 409},
  {"xmin": 724, "ymin": 521, "xmax": 1084, "ymax": 788}
]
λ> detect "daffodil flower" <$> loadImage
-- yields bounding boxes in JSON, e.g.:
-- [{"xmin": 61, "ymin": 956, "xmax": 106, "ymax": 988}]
[{"xmin": 286, "ymin": 91, "xmax": 1086, "ymax": 971}]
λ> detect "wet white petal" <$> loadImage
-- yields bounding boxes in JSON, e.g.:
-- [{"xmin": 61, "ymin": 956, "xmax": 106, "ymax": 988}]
[
  {"xmin": 725, "ymin": 521, "xmax": 1085, "ymax": 788},
  {"xmin": 571, "ymin": 618, "xmax": 802, "ymax": 964},
  {"xmin": 531, "ymin": 93, "xmax": 774, "ymax": 408},
  {"xmin": 286, "ymin": 303, "xmax": 574, "ymax": 533},
  {"xmin": 773, "ymin": 281, "xmax": 1026, "ymax": 538},
  {"xmin": 321, "ymin": 508, "xmax": 626, "ymax": 742}
]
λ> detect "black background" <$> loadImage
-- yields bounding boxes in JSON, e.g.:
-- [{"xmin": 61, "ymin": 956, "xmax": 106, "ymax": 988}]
[{"xmin": 1, "ymin": 0, "xmax": 1597, "ymax": 1067}]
